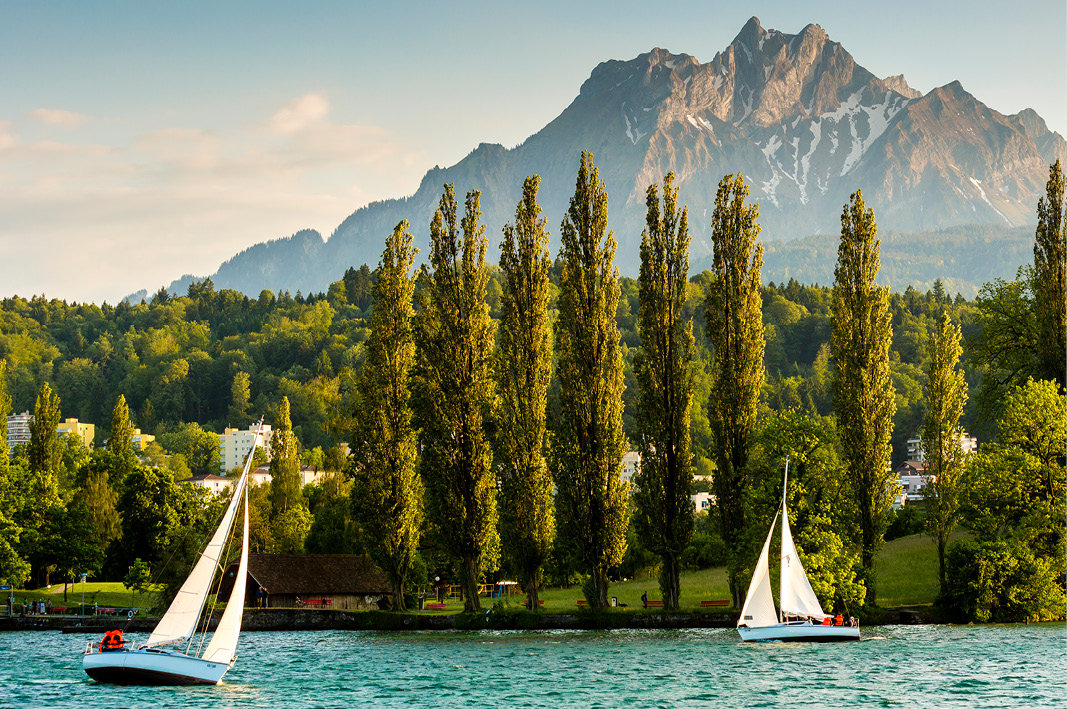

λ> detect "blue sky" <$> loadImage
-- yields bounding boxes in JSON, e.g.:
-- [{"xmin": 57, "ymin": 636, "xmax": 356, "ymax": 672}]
[{"xmin": 2, "ymin": 0, "xmax": 1064, "ymax": 303}]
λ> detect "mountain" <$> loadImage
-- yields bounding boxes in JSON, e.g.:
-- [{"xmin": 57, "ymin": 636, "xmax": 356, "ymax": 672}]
[{"xmin": 158, "ymin": 17, "xmax": 1065, "ymax": 298}]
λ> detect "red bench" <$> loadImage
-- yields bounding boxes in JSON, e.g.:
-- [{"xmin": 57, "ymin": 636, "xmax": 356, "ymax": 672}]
[
  {"xmin": 424, "ymin": 603, "xmax": 446, "ymax": 610},
  {"xmin": 576, "ymin": 600, "xmax": 588, "ymax": 607},
  {"xmin": 644, "ymin": 600, "xmax": 663, "ymax": 608},
  {"xmin": 51, "ymin": 606, "xmax": 69, "ymax": 614},
  {"xmin": 701, "ymin": 600, "xmax": 730, "ymax": 607},
  {"xmin": 300, "ymin": 598, "xmax": 332, "ymax": 607},
  {"xmin": 97, "ymin": 607, "xmax": 116, "ymax": 616}
]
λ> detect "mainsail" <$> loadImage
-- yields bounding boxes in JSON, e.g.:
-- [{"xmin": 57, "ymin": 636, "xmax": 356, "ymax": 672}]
[
  {"xmin": 738, "ymin": 510, "xmax": 780, "ymax": 628},
  {"xmin": 779, "ymin": 499, "xmax": 828, "ymax": 620},
  {"xmin": 146, "ymin": 426, "xmax": 261, "ymax": 649}
]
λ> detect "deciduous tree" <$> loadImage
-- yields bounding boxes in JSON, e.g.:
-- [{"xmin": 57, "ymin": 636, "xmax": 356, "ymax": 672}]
[
  {"xmin": 632, "ymin": 173, "xmax": 695, "ymax": 611},
  {"xmin": 1033, "ymin": 159, "xmax": 1066, "ymax": 390},
  {"xmin": 553, "ymin": 153, "xmax": 628, "ymax": 609},
  {"xmin": 831, "ymin": 190, "xmax": 896, "ymax": 605},
  {"xmin": 704, "ymin": 173, "xmax": 765, "ymax": 607}
]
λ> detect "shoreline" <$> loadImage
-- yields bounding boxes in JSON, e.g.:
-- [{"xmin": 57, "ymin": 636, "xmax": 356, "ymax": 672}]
[{"xmin": 0, "ymin": 606, "xmax": 937, "ymax": 633}]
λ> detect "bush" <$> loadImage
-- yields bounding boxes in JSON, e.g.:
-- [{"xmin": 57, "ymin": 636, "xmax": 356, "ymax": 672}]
[
  {"xmin": 885, "ymin": 505, "xmax": 925, "ymax": 541},
  {"xmin": 941, "ymin": 539, "xmax": 1065, "ymax": 622},
  {"xmin": 681, "ymin": 532, "xmax": 727, "ymax": 570}
]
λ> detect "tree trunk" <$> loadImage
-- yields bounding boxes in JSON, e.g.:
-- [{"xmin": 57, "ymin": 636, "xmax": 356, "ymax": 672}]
[
  {"xmin": 862, "ymin": 545, "xmax": 876, "ymax": 607},
  {"xmin": 462, "ymin": 555, "xmax": 481, "ymax": 612},
  {"xmin": 525, "ymin": 569, "xmax": 540, "ymax": 611},
  {"xmin": 589, "ymin": 566, "xmax": 610, "ymax": 610},
  {"xmin": 661, "ymin": 554, "xmax": 681, "ymax": 611},
  {"xmin": 937, "ymin": 533, "xmax": 947, "ymax": 593},
  {"xmin": 391, "ymin": 575, "xmax": 406, "ymax": 612}
]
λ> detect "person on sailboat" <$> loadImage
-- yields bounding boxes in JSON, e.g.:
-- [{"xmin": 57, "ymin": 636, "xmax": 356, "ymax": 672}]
[{"xmin": 100, "ymin": 629, "xmax": 125, "ymax": 652}]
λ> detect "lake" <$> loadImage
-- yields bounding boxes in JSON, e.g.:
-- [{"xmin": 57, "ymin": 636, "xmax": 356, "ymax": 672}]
[{"xmin": 1, "ymin": 624, "xmax": 1063, "ymax": 707}]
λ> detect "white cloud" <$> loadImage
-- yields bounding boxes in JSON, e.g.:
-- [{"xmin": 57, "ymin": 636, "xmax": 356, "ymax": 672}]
[
  {"xmin": 270, "ymin": 93, "xmax": 330, "ymax": 134},
  {"xmin": 29, "ymin": 108, "xmax": 89, "ymax": 129}
]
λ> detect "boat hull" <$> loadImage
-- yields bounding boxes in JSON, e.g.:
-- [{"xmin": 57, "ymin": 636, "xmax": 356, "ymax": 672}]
[
  {"xmin": 737, "ymin": 622, "xmax": 860, "ymax": 642},
  {"xmin": 83, "ymin": 648, "xmax": 233, "ymax": 685}
]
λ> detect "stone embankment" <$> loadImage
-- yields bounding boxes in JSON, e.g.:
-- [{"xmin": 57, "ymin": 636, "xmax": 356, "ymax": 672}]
[{"xmin": 0, "ymin": 606, "xmax": 937, "ymax": 633}]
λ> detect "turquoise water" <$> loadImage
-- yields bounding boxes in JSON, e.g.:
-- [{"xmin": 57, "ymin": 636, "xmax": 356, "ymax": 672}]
[{"xmin": 1, "ymin": 624, "xmax": 1063, "ymax": 707}]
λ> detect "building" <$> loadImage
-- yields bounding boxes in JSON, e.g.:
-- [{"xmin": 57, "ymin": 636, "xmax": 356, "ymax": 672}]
[
  {"xmin": 179, "ymin": 473, "xmax": 234, "ymax": 494},
  {"xmin": 906, "ymin": 430, "xmax": 978, "ymax": 463},
  {"xmin": 895, "ymin": 461, "xmax": 929, "ymax": 501},
  {"xmin": 5, "ymin": 411, "xmax": 32, "ymax": 452},
  {"xmin": 691, "ymin": 491, "xmax": 714, "ymax": 513},
  {"xmin": 57, "ymin": 418, "xmax": 95, "ymax": 449},
  {"xmin": 300, "ymin": 465, "xmax": 327, "ymax": 486},
  {"xmin": 621, "ymin": 451, "xmax": 641, "ymax": 484},
  {"xmin": 131, "ymin": 428, "xmax": 155, "ymax": 451},
  {"xmin": 219, "ymin": 424, "xmax": 273, "ymax": 472},
  {"xmin": 251, "ymin": 466, "xmax": 273, "ymax": 487},
  {"xmin": 217, "ymin": 554, "xmax": 392, "ymax": 610}
]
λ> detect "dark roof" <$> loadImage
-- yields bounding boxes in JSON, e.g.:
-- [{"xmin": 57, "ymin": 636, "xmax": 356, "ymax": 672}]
[
  {"xmin": 219, "ymin": 554, "xmax": 390, "ymax": 596},
  {"xmin": 179, "ymin": 473, "xmax": 231, "ymax": 483},
  {"xmin": 896, "ymin": 461, "xmax": 926, "ymax": 473}
]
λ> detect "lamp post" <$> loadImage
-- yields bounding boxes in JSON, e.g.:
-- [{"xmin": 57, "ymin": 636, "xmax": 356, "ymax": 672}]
[
  {"xmin": 80, "ymin": 573, "xmax": 87, "ymax": 617},
  {"xmin": 435, "ymin": 576, "xmax": 442, "ymax": 603}
]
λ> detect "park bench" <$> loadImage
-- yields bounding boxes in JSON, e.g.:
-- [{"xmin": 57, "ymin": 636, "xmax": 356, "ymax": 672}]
[
  {"xmin": 300, "ymin": 598, "xmax": 332, "ymax": 608},
  {"xmin": 97, "ymin": 607, "xmax": 117, "ymax": 616},
  {"xmin": 700, "ymin": 600, "xmax": 730, "ymax": 608},
  {"xmin": 644, "ymin": 600, "xmax": 663, "ymax": 608},
  {"xmin": 424, "ymin": 603, "xmax": 446, "ymax": 610},
  {"xmin": 50, "ymin": 606, "xmax": 68, "ymax": 614},
  {"xmin": 576, "ymin": 600, "xmax": 588, "ymax": 607}
]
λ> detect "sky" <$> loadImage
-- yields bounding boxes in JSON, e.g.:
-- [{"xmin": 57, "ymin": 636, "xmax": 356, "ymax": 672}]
[{"xmin": 2, "ymin": 0, "xmax": 1064, "ymax": 304}]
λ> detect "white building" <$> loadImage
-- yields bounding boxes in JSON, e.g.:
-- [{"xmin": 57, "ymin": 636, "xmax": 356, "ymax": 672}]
[
  {"xmin": 906, "ymin": 430, "xmax": 978, "ymax": 463},
  {"xmin": 179, "ymin": 473, "xmax": 234, "ymax": 494},
  {"xmin": 895, "ymin": 461, "xmax": 929, "ymax": 501},
  {"xmin": 691, "ymin": 491, "xmax": 714, "ymax": 513},
  {"xmin": 621, "ymin": 451, "xmax": 641, "ymax": 484},
  {"xmin": 219, "ymin": 424, "xmax": 273, "ymax": 472},
  {"xmin": 5, "ymin": 411, "xmax": 31, "ymax": 452}
]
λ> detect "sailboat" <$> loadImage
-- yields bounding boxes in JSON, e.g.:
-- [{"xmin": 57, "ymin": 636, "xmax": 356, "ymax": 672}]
[
  {"xmin": 82, "ymin": 422, "xmax": 263, "ymax": 684},
  {"xmin": 736, "ymin": 458, "xmax": 860, "ymax": 642}
]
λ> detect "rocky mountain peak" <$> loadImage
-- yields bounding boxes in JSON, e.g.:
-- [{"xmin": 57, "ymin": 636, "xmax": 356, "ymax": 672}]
[{"xmin": 881, "ymin": 74, "xmax": 921, "ymax": 99}]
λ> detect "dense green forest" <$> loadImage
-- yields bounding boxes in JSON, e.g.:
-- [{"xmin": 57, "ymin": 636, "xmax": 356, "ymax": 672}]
[{"xmin": 0, "ymin": 160, "xmax": 1062, "ymax": 624}]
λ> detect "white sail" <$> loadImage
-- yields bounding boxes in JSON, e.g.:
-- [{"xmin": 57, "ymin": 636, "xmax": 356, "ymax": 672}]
[
  {"xmin": 738, "ymin": 510, "xmax": 780, "ymax": 628},
  {"xmin": 147, "ymin": 428, "xmax": 261, "ymax": 648},
  {"xmin": 202, "ymin": 483, "xmax": 249, "ymax": 664},
  {"xmin": 779, "ymin": 493, "xmax": 829, "ymax": 620}
]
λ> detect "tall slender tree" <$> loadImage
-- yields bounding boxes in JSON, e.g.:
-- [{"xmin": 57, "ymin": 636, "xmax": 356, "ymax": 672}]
[
  {"xmin": 704, "ymin": 173, "xmax": 765, "ymax": 607},
  {"xmin": 920, "ymin": 313, "xmax": 968, "ymax": 591},
  {"xmin": 554, "ymin": 152, "xmax": 628, "ymax": 610},
  {"xmin": 350, "ymin": 220, "xmax": 423, "ymax": 612},
  {"xmin": 1033, "ymin": 159, "xmax": 1066, "ymax": 390},
  {"xmin": 269, "ymin": 397, "xmax": 301, "ymax": 515},
  {"xmin": 632, "ymin": 173, "xmax": 695, "ymax": 611},
  {"xmin": 229, "ymin": 371, "xmax": 253, "ymax": 429},
  {"xmin": 108, "ymin": 394, "xmax": 136, "ymax": 481},
  {"xmin": 28, "ymin": 382, "xmax": 63, "ymax": 500},
  {"xmin": 496, "ymin": 175, "xmax": 555, "ymax": 611},
  {"xmin": 0, "ymin": 360, "xmax": 9, "ymax": 461},
  {"xmin": 414, "ymin": 184, "xmax": 498, "ymax": 613},
  {"xmin": 831, "ymin": 190, "xmax": 896, "ymax": 606}
]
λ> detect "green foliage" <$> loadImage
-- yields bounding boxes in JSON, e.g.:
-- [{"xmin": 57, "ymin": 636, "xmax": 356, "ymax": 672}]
[
  {"xmin": 703, "ymin": 172, "xmax": 765, "ymax": 606},
  {"xmin": 123, "ymin": 558, "xmax": 152, "ymax": 605},
  {"xmin": 269, "ymin": 397, "xmax": 301, "ymax": 515},
  {"xmin": 553, "ymin": 153, "xmax": 628, "ymax": 610},
  {"xmin": 632, "ymin": 172, "xmax": 695, "ymax": 610},
  {"xmin": 350, "ymin": 220, "xmax": 423, "ymax": 611},
  {"xmin": 156, "ymin": 421, "xmax": 221, "ymax": 476},
  {"xmin": 1032, "ymin": 159, "xmax": 1066, "ymax": 390},
  {"xmin": 496, "ymin": 176, "xmax": 555, "ymax": 609},
  {"xmin": 884, "ymin": 505, "xmax": 924, "ymax": 541},
  {"xmin": 942, "ymin": 539, "xmax": 1065, "ymax": 623},
  {"xmin": 831, "ymin": 190, "xmax": 896, "ymax": 605},
  {"xmin": 414, "ymin": 184, "xmax": 498, "ymax": 613},
  {"xmin": 228, "ymin": 371, "xmax": 252, "ymax": 428}
]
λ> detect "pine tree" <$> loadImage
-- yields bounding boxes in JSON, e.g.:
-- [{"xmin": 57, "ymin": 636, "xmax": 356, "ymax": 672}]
[
  {"xmin": 414, "ymin": 184, "xmax": 498, "ymax": 613},
  {"xmin": 269, "ymin": 397, "xmax": 301, "ymax": 515},
  {"xmin": 920, "ymin": 313, "xmax": 968, "ymax": 591},
  {"xmin": 1033, "ymin": 159, "xmax": 1066, "ymax": 391},
  {"xmin": 496, "ymin": 175, "xmax": 555, "ymax": 611},
  {"xmin": 704, "ymin": 173, "xmax": 765, "ymax": 607},
  {"xmin": 350, "ymin": 220, "xmax": 424, "ymax": 612},
  {"xmin": 554, "ymin": 152, "xmax": 628, "ymax": 610},
  {"xmin": 831, "ymin": 190, "xmax": 896, "ymax": 606},
  {"xmin": 632, "ymin": 173, "xmax": 695, "ymax": 611}
]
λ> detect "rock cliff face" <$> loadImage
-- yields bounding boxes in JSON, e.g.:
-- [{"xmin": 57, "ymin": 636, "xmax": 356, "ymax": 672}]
[{"xmin": 167, "ymin": 17, "xmax": 1065, "ymax": 297}]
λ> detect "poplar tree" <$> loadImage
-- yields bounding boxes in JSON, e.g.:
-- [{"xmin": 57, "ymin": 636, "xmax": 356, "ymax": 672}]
[
  {"xmin": 831, "ymin": 190, "xmax": 896, "ymax": 605},
  {"xmin": 350, "ymin": 220, "xmax": 423, "ymax": 612},
  {"xmin": 920, "ymin": 313, "xmax": 968, "ymax": 591},
  {"xmin": 414, "ymin": 184, "xmax": 498, "ymax": 613},
  {"xmin": 229, "ymin": 371, "xmax": 252, "ymax": 429},
  {"xmin": 704, "ymin": 173, "xmax": 765, "ymax": 607},
  {"xmin": 0, "ymin": 360, "xmax": 9, "ymax": 462},
  {"xmin": 108, "ymin": 395, "xmax": 136, "ymax": 480},
  {"xmin": 269, "ymin": 397, "xmax": 301, "ymax": 515},
  {"xmin": 1033, "ymin": 159, "xmax": 1066, "ymax": 391},
  {"xmin": 28, "ymin": 382, "xmax": 63, "ymax": 497},
  {"xmin": 496, "ymin": 175, "xmax": 555, "ymax": 611},
  {"xmin": 632, "ymin": 173, "xmax": 695, "ymax": 611},
  {"xmin": 554, "ymin": 152, "xmax": 628, "ymax": 610}
]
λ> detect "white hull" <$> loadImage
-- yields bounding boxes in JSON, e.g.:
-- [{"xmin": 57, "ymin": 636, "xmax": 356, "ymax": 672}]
[
  {"xmin": 83, "ymin": 647, "xmax": 234, "ymax": 685},
  {"xmin": 737, "ymin": 621, "xmax": 860, "ymax": 643}
]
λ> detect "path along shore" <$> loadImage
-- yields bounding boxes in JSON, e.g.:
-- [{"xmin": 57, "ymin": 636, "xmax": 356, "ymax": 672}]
[{"xmin": 1, "ymin": 606, "xmax": 935, "ymax": 633}]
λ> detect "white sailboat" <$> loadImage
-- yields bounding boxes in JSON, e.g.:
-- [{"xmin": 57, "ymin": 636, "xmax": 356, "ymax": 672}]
[
  {"xmin": 736, "ymin": 459, "xmax": 860, "ymax": 642},
  {"xmin": 82, "ymin": 422, "xmax": 262, "ymax": 684}
]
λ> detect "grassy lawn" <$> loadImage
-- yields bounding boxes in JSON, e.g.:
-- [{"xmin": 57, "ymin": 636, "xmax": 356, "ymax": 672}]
[
  {"xmin": 7, "ymin": 582, "xmax": 159, "ymax": 614},
  {"xmin": 875, "ymin": 530, "xmax": 969, "ymax": 607}
]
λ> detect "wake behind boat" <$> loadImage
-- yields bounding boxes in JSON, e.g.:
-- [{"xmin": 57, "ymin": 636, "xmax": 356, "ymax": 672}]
[
  {"xmin": 736, "ymin": 458, "xmax": 860, "ymax": 643},
  {"xmin": 82, "ymin": 421, "xmax": 263, "ymax": 685}
]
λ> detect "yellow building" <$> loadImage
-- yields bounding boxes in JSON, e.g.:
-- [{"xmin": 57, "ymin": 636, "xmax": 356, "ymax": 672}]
[
  {"xmin": 57, "ymin": 418, "xmax": 95, "ymax": 449},
  {"xmin": 131, "ymin": 428, "xmax": 155, "ymax": 451}
]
